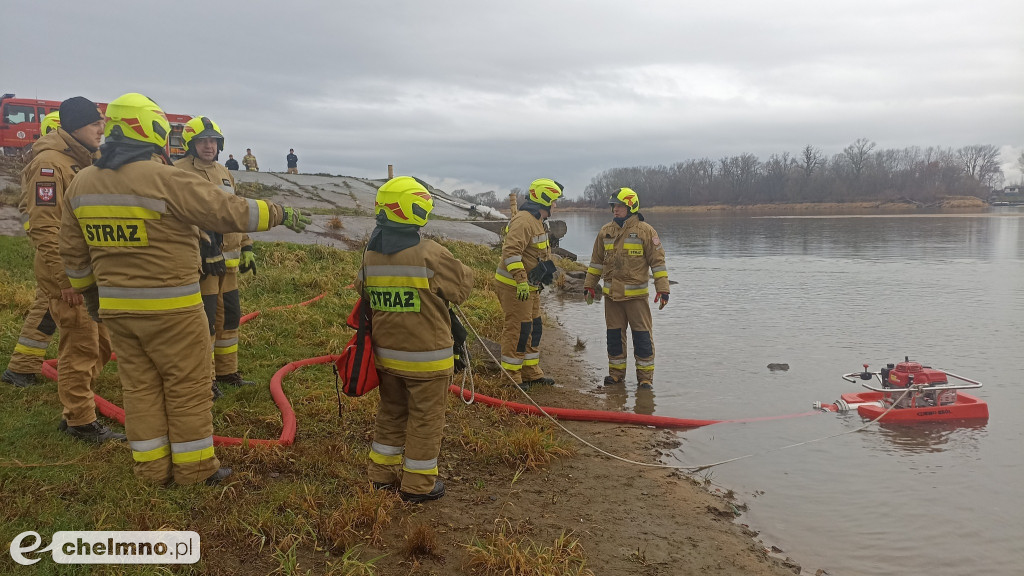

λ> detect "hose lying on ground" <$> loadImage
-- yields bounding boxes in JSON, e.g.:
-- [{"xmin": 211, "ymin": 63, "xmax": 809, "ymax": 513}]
[{"xmin": 38, "ymin": 292, "xmax": 816, "ymax": 460}]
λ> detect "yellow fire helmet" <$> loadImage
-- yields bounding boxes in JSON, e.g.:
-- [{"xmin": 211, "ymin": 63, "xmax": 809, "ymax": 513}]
[
  {"xmin": 103, "ymin": 93, "xmax": 170, "ymax": 148},
  {"xmin": 40, "ymin": 111, "xmax": 61, "ymax": 135},
  {"xmin": 182, "ymin": 116, "xmax": 225, "ymax": 152},
  {"xmin": 375, "ymin": 176, "xmax": 434, "ymax": 227},
  {"xmin": 528, "ymin": 178, "xmax": 564, "ymax": 207},
  {"xmin": 610, "ymin": 187, "xmax": 640, "ymax": 214}
]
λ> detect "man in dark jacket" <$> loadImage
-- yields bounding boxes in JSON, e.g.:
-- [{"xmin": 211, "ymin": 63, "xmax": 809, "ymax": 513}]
[
  {"xmin": 286, "ymin": 149, "xmax": 298, "ymax": 174},
  {"xmin": 224, "ymin": 154, "xmax": 239, "ymax": 170}
]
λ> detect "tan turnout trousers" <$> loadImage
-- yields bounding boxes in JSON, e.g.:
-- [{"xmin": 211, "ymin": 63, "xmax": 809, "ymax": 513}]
[
  {"xmin": 48, "ymin": 296, "xmax": 111, "ymax": 425},
  {"xmin": 367, "ymin": 372, "xmax": 449, "ymax": 494},
  {"xmin": 105, "ymin": 309, "xmax": 220, "ymax": 485},
  {"xmin": 605, "ymin": 297, "xmax": 655, "ymax": 384},
  {"xmin": 201, "ymin": 270, "xmax": 241, "ymax": 378},
  {"xmin": 7, "ymin": 287, "xmax": 57, "ymax": 374},
  {"xmin": 495, "ymin": 282, "xmax": 544, "ymax": 384}
]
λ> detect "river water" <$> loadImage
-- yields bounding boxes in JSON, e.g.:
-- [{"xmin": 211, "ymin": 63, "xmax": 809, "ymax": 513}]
[{"xmin": 547, "ymin": 209, "xmax": 1024, "ymax": 576}]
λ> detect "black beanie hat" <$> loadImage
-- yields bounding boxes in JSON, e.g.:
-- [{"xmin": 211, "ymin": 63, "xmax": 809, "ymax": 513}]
[{"xmin": 59, "ymin": 97, "xmax": 102, "ymax": 134}]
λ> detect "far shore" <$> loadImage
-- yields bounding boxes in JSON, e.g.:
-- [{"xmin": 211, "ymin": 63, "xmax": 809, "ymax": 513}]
[{"xmin": 553, "ymin": 195, "xmax": 991, "ymax": 214}]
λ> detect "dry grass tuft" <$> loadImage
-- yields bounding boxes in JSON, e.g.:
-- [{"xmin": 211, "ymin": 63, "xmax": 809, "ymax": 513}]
[
  {"xmin": 465, "ymin": 526, "xmax": 594, "ymax": 576},
  {"xmin": 328, "ymin": 215, "xmax": 344, "ymax": 229},
  {"xmin": 402, "ymin": 522, "xmax": 441, "ymax": 559}
]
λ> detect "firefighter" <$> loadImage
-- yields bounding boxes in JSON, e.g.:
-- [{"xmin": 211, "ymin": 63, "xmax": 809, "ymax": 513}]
[
  {"xmin": 494, "ymin": 178, "xmax": 563, "ymax": 389},
  {"xmin": 358, "ymin": 176, "xmax": 473, "ymax": 503},
  {"xmin": 583, "ymin": 188, "xmax": 670, "ymax": 389},
  {"xmin": 174, "ymin": 116, "xmax": 256, "ymax": 399},
  {"xmin": 58, "ymin": 93, "xmax": 310, "ymax": 486},
  {"xmin": 242, "ymin": 148, "xmax": 258, "ymax": 171},
  {"xmin": 15, "ymin": 97, "xmax": 120, "ymax": 442},
  {"xmin": 3, "ymin": 111, "xmax": 64, "ymax": 387}
]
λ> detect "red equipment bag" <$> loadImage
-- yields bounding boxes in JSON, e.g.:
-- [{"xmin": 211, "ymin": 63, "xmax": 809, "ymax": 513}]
[{"xmin": 334, "ymin": 297, "xmax": 380, "ymax": 397}]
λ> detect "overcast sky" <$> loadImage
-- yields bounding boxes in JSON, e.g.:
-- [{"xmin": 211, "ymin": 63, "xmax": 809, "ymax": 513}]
[{"xmin": 6, "ymin": 0, "xmax": 1023, "ymax": 196}]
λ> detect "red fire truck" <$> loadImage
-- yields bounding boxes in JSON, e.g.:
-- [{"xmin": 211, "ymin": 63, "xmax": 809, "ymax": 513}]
[{"xmin": 1, "ymin": 93, "xmax": 192, "ymax": 159}]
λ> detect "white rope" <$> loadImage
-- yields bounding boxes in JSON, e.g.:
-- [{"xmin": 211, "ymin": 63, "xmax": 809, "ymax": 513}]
[{"xmin": 452, "ymin": 304, "xmax": 910, "ymax": 474}]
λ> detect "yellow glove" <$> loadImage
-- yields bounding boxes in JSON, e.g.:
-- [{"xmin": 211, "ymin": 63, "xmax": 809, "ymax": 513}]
[{"xmin": 516, "ymin": 282, "xmax": 530, "ymax": 301}]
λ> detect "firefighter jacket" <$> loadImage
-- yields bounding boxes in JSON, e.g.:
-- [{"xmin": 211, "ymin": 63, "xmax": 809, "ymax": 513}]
[
  {"xmin": 58, "ymin": 156, "xmax": 287, "ymax": 318},
  {"xmin": 584, "ymin": 214, "xmax": 670, "ymax": 301},
  {"xmin": 242, "ymin": 154, "xmax": 258, "ymax": 170},
  {"xmin": 18, "ymin": 129, "xmax": 97, "ymax": 298},
  {"xmin": 494, "ymin": 210, "xmax": 551, "ymax": 290},
  {"xmin": 355, "ymin": 239, "xmax": 474, "ymax": 380},
  {"xmin": 173, "ymin": 156, "xmax": 253, "ymax": 268}
]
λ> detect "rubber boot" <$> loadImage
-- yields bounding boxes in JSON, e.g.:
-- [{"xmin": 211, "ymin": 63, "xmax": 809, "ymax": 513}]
[
  {"xmin": 58, "ymin": 419, "xmax": 126, "ymax": 443},
  {"xmin": 603, "ymin": 375, "xmax": 624, "ymax": 387},
  {"xmin": 525, "ymin": 376, "xmax": 555, "ymax": 387},
  {"xmin": 400, "ymin": 480, "xmax": 445, "ymax": 503},
  {"xmin": 216, "ymin": 372, "xmax": 255, "ymax": 386},
  {"xmin": 638, "ymin": 380, "xmax": 653, "ymax": 390},
  {"xmin": 3, "ymin": 369, "xmax": 39, "ymax": 388}
]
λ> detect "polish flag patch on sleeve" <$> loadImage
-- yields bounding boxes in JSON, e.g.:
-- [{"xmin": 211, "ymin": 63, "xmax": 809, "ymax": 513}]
[{"xmin": 40, "ymin": 168, "xmax": 55, "ymax": 177}]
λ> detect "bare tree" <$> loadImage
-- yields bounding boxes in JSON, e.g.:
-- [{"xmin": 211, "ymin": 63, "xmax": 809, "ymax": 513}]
[
  {"xmin": 843, "ymin": 138, "xmax": 876, "ymax": 178},
  {"xmin": 957, "ymin": 145, "xmax": 1003, "ymax": 188},
  {"xmin": 798, "ymin": 145, "xmax": 824, "ymax": 177}
]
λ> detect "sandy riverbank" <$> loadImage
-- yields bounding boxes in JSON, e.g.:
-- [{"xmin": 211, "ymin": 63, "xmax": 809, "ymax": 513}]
[{"xmin": 453, "ymin": 320, "xmax": 807, "ymax": 575}]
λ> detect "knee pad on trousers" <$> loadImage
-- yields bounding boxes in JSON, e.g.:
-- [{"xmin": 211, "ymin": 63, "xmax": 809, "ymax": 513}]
[
  {"xmin": 202, "ymin": 294, "xmax": 218, "ymax": 334},
  {"xmin": 633, "ymin": 330, "xmax": 653, "ymax": 358},
  {"xmin": 37, "ymin": 309, "xmax": 57, "ymax": 336},
  {"xmin": 516, "ymin": 321, "xmax": 531, "ymax": 353},
  {"xmin": 531, "ymin": 316, "xmax": 542, "ymax": 347},
  {"xmin": 606, "ymin": 329, "xmax": 623, "ymax": 357},
  {"xmin": 223, "ymin": 289, "xmax": 241, "ymax": 330}
]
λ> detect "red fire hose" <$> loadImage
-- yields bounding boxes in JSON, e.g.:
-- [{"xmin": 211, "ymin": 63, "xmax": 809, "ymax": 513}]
[{"xmin": 39, "ymin": 292, "xmax": 817, "ymax": 448}]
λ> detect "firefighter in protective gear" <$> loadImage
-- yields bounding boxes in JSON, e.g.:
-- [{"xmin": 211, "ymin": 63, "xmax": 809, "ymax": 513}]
[
  {"xmin": 17, "ymin": 96, "xmax": 120, "ymax": 442},
  {"xmin": 583, "ymin": 188, "xmax": 670, "ymax": 389},
  {"xmin": 358, "ymin": 176, "xmax": 474, "ymax": 503},
  {"xmin": 4, "ymin": 110, "xmax": 68, "ymax": 388},
  {"xmin": 494, "ymin": 178, "xmax": 563, "ymax": 388},
  {"xmin": 4, "ymin": 111, "xmax": 65, "ymax": 387},
  {"xmin": 174, "ymin": 116, "xmax": 255, "ymax": 397},
  {"xmin": 58, "ymin": 92, "xmax": 310, "ymax": 486},
  {"xmin": 242, "ymin": 148, "xmax": 258, "ymax": 171}
]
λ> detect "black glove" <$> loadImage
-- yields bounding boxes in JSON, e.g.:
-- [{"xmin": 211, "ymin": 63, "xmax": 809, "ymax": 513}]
[
  {"xmin": 527, "ymin": 260, "xmax": 557, "ymax": 286},
  {"xmin": 82, "ymin": 285, "xmax": 101, "ymax": 323},
  {"xmin": 200, "ymin": 231, "xmax": 226, "ymax": 279},
  {"xmin": 239, "ymin": 245, "xmax": 257, "ymax": 275},
  {"xmin": 450, "ymin": 308, "xmax": 468, "ymax": 373}
]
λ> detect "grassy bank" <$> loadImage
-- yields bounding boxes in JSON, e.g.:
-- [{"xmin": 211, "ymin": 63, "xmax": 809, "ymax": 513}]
[{"xmin": 0, "ymin": 236, "xmax": 585, "ymax": 575}]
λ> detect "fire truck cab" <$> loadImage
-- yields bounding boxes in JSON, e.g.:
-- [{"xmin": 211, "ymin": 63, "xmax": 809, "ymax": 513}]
[
  {"xmin": 1, "ymin": 93, "xmax": 191, "ymax": 160},
  {"xmin": 0, "ymin": 94, "xmax": 61, "ymax": 154}
]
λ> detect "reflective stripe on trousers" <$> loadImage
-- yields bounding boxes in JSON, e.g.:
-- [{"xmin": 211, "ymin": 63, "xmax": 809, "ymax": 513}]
[
  {"xmin": 130, "ymin": 436, "xmax": 171, "ymax": 462},
  {"xmin": 369, "ymin": 441, "xmax": 404, "ymax": 466}
]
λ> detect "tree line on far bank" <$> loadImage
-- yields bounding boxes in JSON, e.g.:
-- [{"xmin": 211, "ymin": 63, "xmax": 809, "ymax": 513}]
[{"xmin": 578, "ymin": 141, "xmax": 1007, "ymax": 207}]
